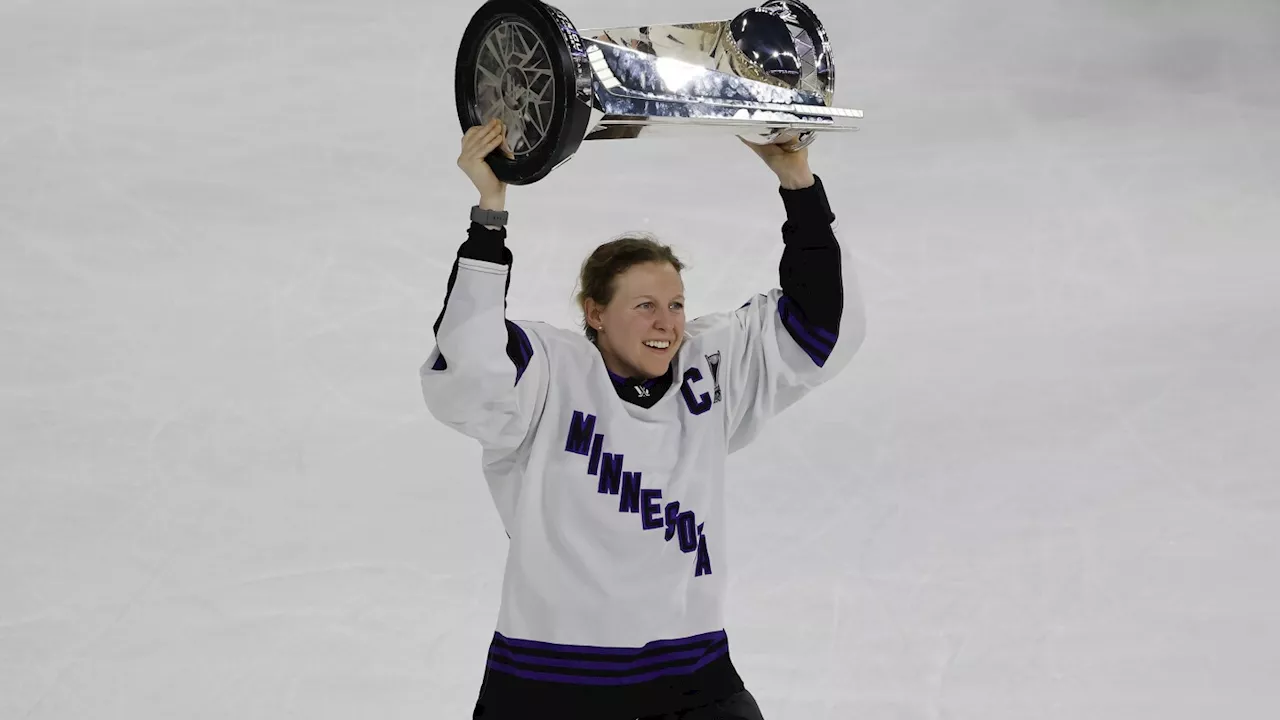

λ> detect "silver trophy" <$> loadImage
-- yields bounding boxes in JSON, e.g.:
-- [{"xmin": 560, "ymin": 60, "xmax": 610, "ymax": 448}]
[{"xmin": 455, "ymin": 0, "xmax": 863, "ymax": 184}]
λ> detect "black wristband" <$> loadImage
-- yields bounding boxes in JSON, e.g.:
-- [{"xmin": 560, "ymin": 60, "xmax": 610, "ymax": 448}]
[{"xmin": 470, "ymin": 205, "xmax": 509, "ymax": 227}]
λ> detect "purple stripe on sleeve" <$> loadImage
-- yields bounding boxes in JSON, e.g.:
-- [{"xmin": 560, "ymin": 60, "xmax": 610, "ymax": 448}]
[
  {"xmin": 778, "ymin": 296, "xmax": 836, "ymax": 353},
  {"xmin": 777, "ymin": 296, "xmax": 834, "ymax": 366},
  {"xmin": 506, "ymin": 321, "xmax": 533, "ymax": 385}
]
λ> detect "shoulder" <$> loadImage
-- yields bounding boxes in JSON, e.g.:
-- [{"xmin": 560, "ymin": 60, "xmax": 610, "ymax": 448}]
[
  {"xmin": 508, "ymin": 319, "xmax": 599, "ymax": 359},
  {"xmin": 684, "ymin": 291, "xmax": 779, "ymax": 340}
]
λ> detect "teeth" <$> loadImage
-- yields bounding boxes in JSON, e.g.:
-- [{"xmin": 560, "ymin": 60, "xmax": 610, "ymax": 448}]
[{"xmin": 644, "ymin": 341, "xmax": 670, "ymax": 349}]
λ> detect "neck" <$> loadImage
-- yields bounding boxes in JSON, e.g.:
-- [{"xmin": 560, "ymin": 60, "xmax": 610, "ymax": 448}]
[{"xmin": 599, "ymin": 346, "xmax": 663, "ymax": 381}]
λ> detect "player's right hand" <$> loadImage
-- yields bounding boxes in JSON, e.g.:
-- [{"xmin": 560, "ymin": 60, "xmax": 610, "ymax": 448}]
[{"xmin": 458, "ymin": 118, "xmax": 514, "ymax": 201}]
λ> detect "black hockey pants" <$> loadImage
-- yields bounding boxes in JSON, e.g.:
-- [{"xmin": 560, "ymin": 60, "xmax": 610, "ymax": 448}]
[{"xmin": 637, "ymin": 689, "xmax": 765, "ymax": 720}]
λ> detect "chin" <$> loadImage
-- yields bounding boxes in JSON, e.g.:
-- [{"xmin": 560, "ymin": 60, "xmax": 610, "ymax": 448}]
[
  {"xmin": 645, "ymin": 360, "xmax": 671, "ymax": 378},
  {"xmin": 626, "ymin": 360, "xmax": 656, "ymax": 379}
]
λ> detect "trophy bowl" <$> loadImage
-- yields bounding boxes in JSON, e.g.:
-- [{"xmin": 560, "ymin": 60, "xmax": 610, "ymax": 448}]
[{"xmin": 455, "ymin": 0, "xmax": 862, "ymax": 184}]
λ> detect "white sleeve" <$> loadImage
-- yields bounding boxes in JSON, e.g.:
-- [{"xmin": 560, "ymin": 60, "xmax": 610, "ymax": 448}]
[
  {"xmin": 418, "ymin": 256, "xmax": 549, "ymax": 455},
  {"xmin": 692, "ymin": 234, "xmax": 866, "ymax": 454}
]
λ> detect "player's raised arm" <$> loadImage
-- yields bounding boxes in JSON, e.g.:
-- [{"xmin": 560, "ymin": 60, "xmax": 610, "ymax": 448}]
[
  {"xmin": 689, "ymin": 138, "xmax": 867, "ymax": 452},
  {"xmin": 419, "ymin": 120, "xmax": 549, "ymax": 453},
  {"xmin": 752, "ymin": 138, "xmax": 864, "ymax": 372}
]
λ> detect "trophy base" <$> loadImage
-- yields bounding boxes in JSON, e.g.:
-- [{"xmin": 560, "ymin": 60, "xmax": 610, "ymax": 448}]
[{"xmin": 454, "ymin": 0, "xmax": 595, "ymax": 185}]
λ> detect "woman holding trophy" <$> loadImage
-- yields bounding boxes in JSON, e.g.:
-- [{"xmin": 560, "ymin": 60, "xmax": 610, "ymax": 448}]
[
  {"xmin": 424, "ymin": 1, "xmax": 865, "ymax": 716},
  {"xmin": 421, "ymin": 113, "xmax": 863, "ymax": 719}
]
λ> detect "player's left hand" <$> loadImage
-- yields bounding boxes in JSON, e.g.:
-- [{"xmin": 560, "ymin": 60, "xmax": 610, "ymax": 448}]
[{"xmin": 740, "ymin": 135, "xmax": 814, "ymax": 189}]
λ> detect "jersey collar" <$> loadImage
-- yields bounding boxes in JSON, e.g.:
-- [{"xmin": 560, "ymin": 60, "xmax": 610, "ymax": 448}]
[{"xmin": 606, "ymin": 364, "xmax": 675, "ymax": 408}]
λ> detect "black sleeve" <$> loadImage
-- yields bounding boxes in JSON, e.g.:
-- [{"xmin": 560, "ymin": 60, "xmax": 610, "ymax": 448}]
[
  {"xmin": 433, "ymin": 222, "xmax": 513, "ymax": 337},
  {"xmin": 430, "ymin": 222, "xmax": 532, "ymax": 383},
  {"xmin": 458, "ymin": 221, "xmax": 510, "ymax": 265},
  {"xmin": 776, "ymin": 174, "xmax": 843, "ymax": 339}
]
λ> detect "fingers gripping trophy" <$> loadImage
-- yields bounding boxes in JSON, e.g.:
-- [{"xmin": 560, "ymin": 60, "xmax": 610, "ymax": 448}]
[{"xmin": 454, "ymin": 0, "xmax": 863, "ymax": 185}]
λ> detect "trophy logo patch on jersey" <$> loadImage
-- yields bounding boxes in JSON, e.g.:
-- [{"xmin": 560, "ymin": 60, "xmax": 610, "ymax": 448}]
[{"xmin": 704, "ymin": 351, "xmax": 722, "ymax": 403}]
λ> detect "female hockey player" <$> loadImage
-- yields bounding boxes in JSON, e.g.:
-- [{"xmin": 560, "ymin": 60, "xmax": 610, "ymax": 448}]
[{"xmin": 421, "ymin": 118, "xmax": 865, "ymax": 719}]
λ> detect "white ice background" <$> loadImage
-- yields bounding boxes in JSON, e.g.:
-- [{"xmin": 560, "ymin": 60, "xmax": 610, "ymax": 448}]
[{"xmin": 3, "ymin": 0, "xmax": 1280, "ymax": 718}]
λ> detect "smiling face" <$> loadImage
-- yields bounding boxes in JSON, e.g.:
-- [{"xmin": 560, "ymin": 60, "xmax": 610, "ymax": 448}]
[{"xmin": 585, "ymin": 261, "xmax": 686, "ymax": 380}]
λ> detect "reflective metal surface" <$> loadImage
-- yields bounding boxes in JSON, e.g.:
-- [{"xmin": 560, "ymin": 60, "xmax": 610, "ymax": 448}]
[
  {"xmin": 724, "ymin": 0, "xmax": 835, "ymax": 104},
  {"xmin": 577, "ymin": 0, "xmax": 858, "ymax": 146},
  {"xmin": 580, "ymin": 41, "xmax": 857, "ymax": 139}
]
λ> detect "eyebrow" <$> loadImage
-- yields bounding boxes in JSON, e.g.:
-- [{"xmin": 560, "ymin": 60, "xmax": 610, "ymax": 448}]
[{"xmin": 634, "ymin": 295, "xmax": 685, "ymax": 301}]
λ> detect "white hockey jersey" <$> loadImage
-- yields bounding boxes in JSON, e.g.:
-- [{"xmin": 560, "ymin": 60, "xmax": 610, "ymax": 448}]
[{"xmin": 419, "ymin": 176, "xmax": 864, "ymax": 718}]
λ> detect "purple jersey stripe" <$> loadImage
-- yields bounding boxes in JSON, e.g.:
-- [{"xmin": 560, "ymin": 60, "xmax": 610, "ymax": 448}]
[
  {"xmin": 777, "ymin": 295, "xmax": 835, "ymax": 366},
  {"xmin": 485, "ymin": 645, "xmax": 729, "ymax": 686},
  {"xmin": 778, "ymin": 295, "xmax": 836, "ymax": 353},
  {"xmin": 506, "ymin": 320, "xmax": 534, "ymax": 385},
  {"xmin": 488, "ymin": 643, "xmax": 716, "ymax": 672},
  {"xmin": 493, "ymin": 629, "xmax": 726, "ymax": 656}
]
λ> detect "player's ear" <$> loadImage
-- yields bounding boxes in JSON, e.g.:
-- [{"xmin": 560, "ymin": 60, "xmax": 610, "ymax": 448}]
[{"xmin": 584, "ymin": 298, "xmax": 603, "ymax": 330}]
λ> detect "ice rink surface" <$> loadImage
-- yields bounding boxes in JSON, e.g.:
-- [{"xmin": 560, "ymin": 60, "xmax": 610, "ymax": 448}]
[{"xmin": 3, "ymin": 0, "xmax": 1279, "ymax": 717}]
